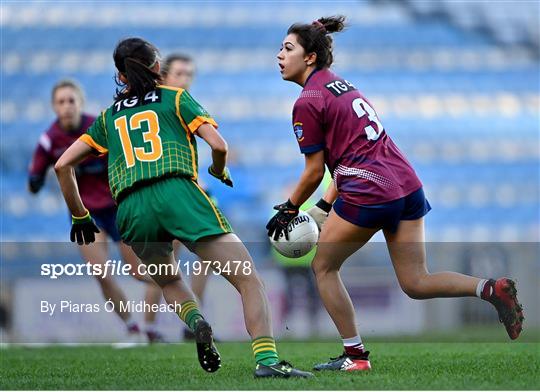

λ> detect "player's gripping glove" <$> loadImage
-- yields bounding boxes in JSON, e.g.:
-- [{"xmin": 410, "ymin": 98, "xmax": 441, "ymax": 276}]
[
  {"xmin": 266, "ymin": 199, "xmax": 299, "ymax": 241},
  {"xmin": 208, "ymin": 165, "xmax": 233, "ymax": 187},
  {"xmin": 70, "ymin": 210, "xmax": 100, "ymax": 245},
  {"xmin": 306, "ymin": 198, "xmax": 332, "ymax": 231}
]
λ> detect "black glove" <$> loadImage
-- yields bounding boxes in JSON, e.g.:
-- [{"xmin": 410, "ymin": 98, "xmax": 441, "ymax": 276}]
[
  {"xmin": 266, "ymin": 199, "xmax": 299, "ymax": 241},
  {"xmin": 208, "ymin": 165, "xmax": 233, "ymax": 187},
  {"xmin": 70, "ymin": 211, "xmax": 100, "ymax": 245}
]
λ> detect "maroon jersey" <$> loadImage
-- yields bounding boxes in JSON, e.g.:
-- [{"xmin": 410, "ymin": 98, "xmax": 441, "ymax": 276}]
[
  {"xmin": 292, "ymin": 69, "xmax": 422, "ymax": 205},
  {"xmin": 28, "ymin": 114, "xmax": 115, "ymax": 211}
]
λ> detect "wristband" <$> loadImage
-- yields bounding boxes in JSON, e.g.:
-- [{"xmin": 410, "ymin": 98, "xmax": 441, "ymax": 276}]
[
  {"xmin": 315, "ymin": 198, "xmax": 332, "ymax": 213},
  {"xmin": 72, "ymin": 210, "xmax": 91, "ymax": 224},
  {"xmin": 286, "ymin": 199, "xmax": 299, "ymax": 210}
]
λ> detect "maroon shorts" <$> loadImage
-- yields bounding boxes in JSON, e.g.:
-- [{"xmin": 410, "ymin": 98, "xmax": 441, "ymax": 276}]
[{"xmin": 333, "ymin": 187, "xmax": 431, "ymax": 232}]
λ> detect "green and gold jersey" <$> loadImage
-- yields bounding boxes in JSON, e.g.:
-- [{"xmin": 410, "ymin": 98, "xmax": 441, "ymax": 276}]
[{"xmin": 80, "ymin": 85, "xmax": 217, "ymax": 200}]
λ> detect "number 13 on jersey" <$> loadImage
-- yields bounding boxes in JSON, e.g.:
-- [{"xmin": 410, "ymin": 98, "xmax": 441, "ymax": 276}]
[{"xmin": 114, "ymin": 110, "xmax": 163, "ymax": 168}]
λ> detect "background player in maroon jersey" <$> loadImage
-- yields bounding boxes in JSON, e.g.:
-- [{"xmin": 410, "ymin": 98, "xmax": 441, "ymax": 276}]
[
  {"xmin": 268, "ymin": 16, "xmax": 525, "ymax": 371},
  {"xmin": 28, "ymin": 79, "xmax": 164, "ymax": 344}
]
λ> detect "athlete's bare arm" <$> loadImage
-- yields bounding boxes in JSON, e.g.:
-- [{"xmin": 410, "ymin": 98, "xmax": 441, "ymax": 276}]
[
  {"xmin": 196, "ymin": 123, "xmax": 228, "ymax": 175},
  {"xmin": 289, "ymin": 150, "xmax": 325, "ymax": 206},
  {"xmin": 54, "ymin": 140, "xmax": 94, "ymax": 217}
]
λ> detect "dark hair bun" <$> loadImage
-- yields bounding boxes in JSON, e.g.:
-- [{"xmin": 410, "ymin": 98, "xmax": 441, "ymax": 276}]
[
  {"xmin": 287, "ymin": 15, "xmax": 346, "ymax": 68},
  {"xmin": 317, "ymin": 15, "xmax": 346, "ymax": 34}
]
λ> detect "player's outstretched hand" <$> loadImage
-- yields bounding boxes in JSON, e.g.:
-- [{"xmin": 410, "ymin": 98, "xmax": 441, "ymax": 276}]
[
  {"xmin": 208, "ymin": 165, "xmax": 233, "ymax": 187},
  {"xmin": 70, "ymin": 211, "xmax": 100, "ymax": 245},
  {"xmin": 266, "ymin": 199, "xmax": 299, "ymax": 241},
  {"xmin": 306, "ymin": 198, "xmax": 332, "ymax": 231}
]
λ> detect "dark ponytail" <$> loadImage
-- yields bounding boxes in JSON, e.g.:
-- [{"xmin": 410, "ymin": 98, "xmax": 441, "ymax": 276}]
[
  {"xmin": 287, "ymin": 15, "xmax": 346, "ymax": 69},
  {"xmin": 113, "ymin": 37, "xmax": 161, "ymax": 101}
]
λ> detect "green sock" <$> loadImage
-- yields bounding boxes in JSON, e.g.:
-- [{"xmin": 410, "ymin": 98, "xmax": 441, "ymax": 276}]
[
  {"xmin": 252, "ymin": 336, "xmax": 279, "ymax": 366},
  {"xmin": 178, "ymin": 300, "xmax": 203, "ymax": 331}
]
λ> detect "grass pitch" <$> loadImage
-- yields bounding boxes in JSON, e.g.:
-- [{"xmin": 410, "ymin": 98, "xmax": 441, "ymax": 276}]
[{"xmin": 1, "ymin": 341, "xmax": 538, "ymax": 390}]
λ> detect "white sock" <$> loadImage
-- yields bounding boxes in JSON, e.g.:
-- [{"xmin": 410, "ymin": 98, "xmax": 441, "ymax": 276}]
[
  {"xmin": 342, "ymin": 335, "xmax": 363, "ymax": 347},
  {"xmin": 124, "ymin": 315, "xmax": 137, "ymax": 328},
  {"xmin": 145, "ymin": 321, "xmax": 157, "ymax": 332},
  {"xmin": 476, "ymin": 279, "xmax": 488, "ymax": 298}
]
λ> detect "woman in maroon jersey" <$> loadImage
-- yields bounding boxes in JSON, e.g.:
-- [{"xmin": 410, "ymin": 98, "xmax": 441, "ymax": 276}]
[
  {"xmin": 28, "ymin": 79, "xmax": 164, "ymax": 344},
  {"xmin": 267, "ymin": 16, "xmax": 524, "ymax": 371}
]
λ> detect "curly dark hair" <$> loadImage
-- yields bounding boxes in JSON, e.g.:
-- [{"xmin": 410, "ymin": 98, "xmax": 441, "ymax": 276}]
[{"xmin": 287, "ymin": 15, "xmax": 346, "ymax": 68}]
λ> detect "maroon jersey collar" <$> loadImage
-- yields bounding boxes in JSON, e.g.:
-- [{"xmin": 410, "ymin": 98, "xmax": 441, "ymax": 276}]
[{"xmin": 304, "ymin": 68, "xmax": 322, "ymax": 87}]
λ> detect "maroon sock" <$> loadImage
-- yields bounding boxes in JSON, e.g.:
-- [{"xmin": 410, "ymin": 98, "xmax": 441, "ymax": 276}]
[
  {"xmin": 344, "ymin": 343, "xmax": 365, "ymax": 357},
  {"xmin": 481, "ymin": 279, "xmax": 494, "ymax": 301},
  {"xmin": 127, "ymin": 322, "xmax": 140, "ymax": 334}
]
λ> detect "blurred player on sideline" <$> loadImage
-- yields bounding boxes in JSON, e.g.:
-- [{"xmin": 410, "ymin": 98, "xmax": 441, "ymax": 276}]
[
  {"xmin": 161, "ymin": 53, "xmax": 195, "ymax": 91},
  {"xmin": 54, "ymin": 38, "xmax": 312, "ymax": 378},
  {"xmin": 161, "ymin": 53, "xmax": 215, "ymax": 340},
  {"xmin": 28, "ymin": 79, "xmax": 164, "ymax": 344},
  {"xmin": 268, "ymin": 15, "xmax": 525, "ymax": 372}
]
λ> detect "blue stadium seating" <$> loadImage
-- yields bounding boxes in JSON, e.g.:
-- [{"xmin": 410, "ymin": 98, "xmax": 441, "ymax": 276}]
[{"xmin": 1, "ymin": 2, "xmax": 538, "ymax": 243}]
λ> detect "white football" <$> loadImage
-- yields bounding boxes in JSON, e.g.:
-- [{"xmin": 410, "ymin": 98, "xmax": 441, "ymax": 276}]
[{"xmin": 269, "ymin": 211, "xmax": 319, "ymax": 258}]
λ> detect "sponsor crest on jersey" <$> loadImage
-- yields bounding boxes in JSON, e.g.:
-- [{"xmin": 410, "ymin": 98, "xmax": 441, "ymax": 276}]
[{"xmin": 293, "ymin": 122, "xmax": 304, "ymax": 141}]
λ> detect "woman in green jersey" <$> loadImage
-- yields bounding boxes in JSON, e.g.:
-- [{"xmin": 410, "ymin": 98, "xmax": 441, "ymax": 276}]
[{"xmin": 54, "ymin": 37, "xmax": 311, "ymax": 378}]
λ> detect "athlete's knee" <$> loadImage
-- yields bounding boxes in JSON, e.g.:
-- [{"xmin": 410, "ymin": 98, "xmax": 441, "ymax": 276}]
[
  {"xmin": 311, "ymin": 256, "xmax": 339, "ymax": 278},
  {"xmin": 153, "ymin": 273, "xmax": 181, "ymax": 288},
  {"xmin": 235, "ymin": 270, "xmax": 265, "ymax": 294},
  {"xmin": 398, "ymin": 274, "xmax": 429, "ymax": 299},
  {"xmin": 94, "ymin": 274, "xmax": 115, "ymax": 287},
  {"xmin": 130, "ymin": 269, "xmax": 150, "ymax": 282},
  {"xmin": 401, "ymin": 285, "xmax": 425, "ymax": 299}
]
